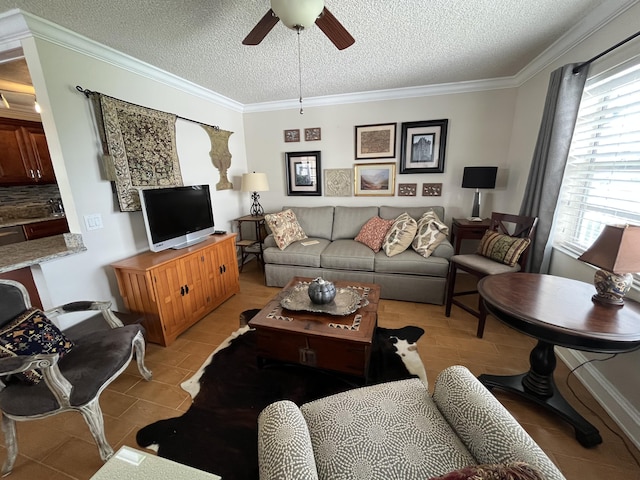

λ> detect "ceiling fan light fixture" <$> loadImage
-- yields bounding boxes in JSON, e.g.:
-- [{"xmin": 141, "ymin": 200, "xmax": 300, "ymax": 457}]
[{"xmin": 271, "ymin": 0, "xmax": 324, "ymax": 30}]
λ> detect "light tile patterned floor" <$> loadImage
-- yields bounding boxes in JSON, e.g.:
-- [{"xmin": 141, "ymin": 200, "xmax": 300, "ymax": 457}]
[{"xmin": 0, "ymin": 261, "xmax": 638, "ymax": 479}]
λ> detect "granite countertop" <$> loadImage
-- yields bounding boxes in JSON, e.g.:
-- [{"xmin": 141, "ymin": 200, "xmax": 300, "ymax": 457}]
[
  {"xmin": 0, "ymin": 233, "xmax": 86, "ymax": 274},
  {"xmin": 0, "ymin": 215, "xmax": 66, "ymax": 229}
]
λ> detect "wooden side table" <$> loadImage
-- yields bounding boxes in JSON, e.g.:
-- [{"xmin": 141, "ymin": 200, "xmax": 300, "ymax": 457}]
[
  {"xmin": 234, "ymin": 215, "xmax": 266, "ymax": 272},
  {"xmin": 450, "ymin": 217, "xmax": 491, "ymax": 254}
]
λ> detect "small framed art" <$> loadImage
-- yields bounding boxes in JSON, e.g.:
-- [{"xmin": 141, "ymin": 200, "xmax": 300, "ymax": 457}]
[
  {"xmin": 398, "ymin": 183, "xmax": 417, "ymax": 196},
  {"xmin": 284, "ymin": 129, "xmax": 300, "ymax": 142},
  {"xmin": 285, "ymin": 151, "xmax": 322, "ymax": 196},
  {"xmin": 324, "ymin": 168, "xmax": 352, "ymax": 197},
  {"xmin": 355, "ymin": 123, "xmax": 396, "ymax": 159},
  {"xmin": 354, "ymin": 163, "xmax": 396, "ymax": 196},
  {"xmin": 399, "ymin": 119, "xmax": 448, "ymax": 173},
  {"xmin": 305, "ymin": 127, "xmax": 321, "ymax": 141}
]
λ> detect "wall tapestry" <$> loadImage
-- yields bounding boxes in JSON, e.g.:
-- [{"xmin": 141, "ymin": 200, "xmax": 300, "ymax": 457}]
[
  {"xmin": 99, "ymin": 95, "xmax": 183, "ymax": 211},
  {"xmin": 201, "ymin": 125, "xmax": 233, "ymax": 191}
]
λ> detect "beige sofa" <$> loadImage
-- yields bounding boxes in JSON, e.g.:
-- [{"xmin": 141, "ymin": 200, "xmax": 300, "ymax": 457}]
[{"xmin": 262, "ymin": 205, "xmax": 453, "ymax": 304}]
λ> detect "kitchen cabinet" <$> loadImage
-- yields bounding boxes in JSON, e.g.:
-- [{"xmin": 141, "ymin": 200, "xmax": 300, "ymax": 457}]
[
  {"xmin": 22, "ymin": 218, "xmax": 69, "ymax": 240},
  {"xmin": 0, "ymin": 118, "xmax": 56, "ymax": 185},
  {"xmin": 111, "ymin": 234, "xmax": 240, "ymax": 346}
]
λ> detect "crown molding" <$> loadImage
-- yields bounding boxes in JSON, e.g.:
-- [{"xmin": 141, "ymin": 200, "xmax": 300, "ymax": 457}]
[{"xmin": 0, "ymin": 9, "xmax": 243, "ymax": 113}]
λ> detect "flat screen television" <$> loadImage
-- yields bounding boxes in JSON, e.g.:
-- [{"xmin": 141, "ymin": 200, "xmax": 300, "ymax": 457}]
[{"xmin": 140, "ymin": 185, "xmax": 216, "ymax": 252}]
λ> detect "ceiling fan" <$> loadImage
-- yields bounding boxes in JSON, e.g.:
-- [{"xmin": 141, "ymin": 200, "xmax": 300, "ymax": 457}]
[{"xmin": 242, "ymin": 0, "xmax": 355, "ymax": 50}]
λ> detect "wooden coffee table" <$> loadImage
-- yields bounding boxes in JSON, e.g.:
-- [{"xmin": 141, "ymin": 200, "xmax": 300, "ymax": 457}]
[{"xmin": 248, "ymin": 277, "xmax": 380, "ymax": 380}]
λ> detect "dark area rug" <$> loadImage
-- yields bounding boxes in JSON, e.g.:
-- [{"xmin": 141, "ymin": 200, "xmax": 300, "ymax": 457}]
[{"xmin": 136, "ymin": 317, "xmax": 425, "ymax": 480}]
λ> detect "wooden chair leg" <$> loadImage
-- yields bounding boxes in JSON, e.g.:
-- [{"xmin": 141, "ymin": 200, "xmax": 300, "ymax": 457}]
[
  {"xmin": 80, "ymin": 399, "xmax": 114, "ymax": 462},
  {"xmin": 445, "ymin": 261, "xmax": 457, "ymax": 317},
  {"xmin": 477, "ymin": 297, "xmax": 487, "ymax": 338},
  {"xmin": 1, "ymin": 414, "xmax": 17, "ymax": 476}
]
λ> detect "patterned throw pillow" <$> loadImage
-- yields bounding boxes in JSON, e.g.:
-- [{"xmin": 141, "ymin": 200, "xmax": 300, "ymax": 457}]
[
  {"xmin": 412, "ymin": 210, "xmax": 449, "ymax": 258},
  {"xmin": 477, "ymin": 231, "xmax": 531, "ymax": 267},
  {"xmin": 0, "ymin": 308, "xmax": 75, "ymax": 384},
  {"xmin": 428, "ymin": 462, "xmax": 544, "ymax": 480},
  {"xmin": 264, "ymin": 209, "xmax": 308, "ymax": 250},
  {"xmin": 382, "ymin": 212, "xmax": 418, "ymax": 257},
  {"xmin": 354, "ymin": 216, "xmax": 394, "ymax": 252}
]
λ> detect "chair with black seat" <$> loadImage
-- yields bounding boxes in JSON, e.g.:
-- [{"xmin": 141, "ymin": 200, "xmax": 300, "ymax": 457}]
[
  {"xmin": 445, "ymin": 212, "xmax": 538, "ymax": 338},
  {"xmin": 0, "ymin": 279, "xmax": 152, "ymax": 475}
]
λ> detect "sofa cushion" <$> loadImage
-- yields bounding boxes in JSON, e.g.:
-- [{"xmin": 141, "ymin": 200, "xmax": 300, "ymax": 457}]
[
  {"xmin": 265, "ymin": 209, "xmax": 308, "ymax": 250},
  {"xmin": 380, "ymin": 205, "xmax": 445, "ymax": 223},
  {"xmin": 263, "ymin": 239, "xmax": 330, "ymax": 268},
  {"xmin": 355, "ymin": 216, "xmax": 394, "ymax": 252},
  {"xmin": 476, "ymin": 231, "xmax": 530, "ymax": 267},
  {"xmin": 300, "ymin": 378, "xmax": 476, "ymax": 480},
  {"xmin": 0, "ymin": 308, "xmax": 75, "ymax": 384},
  {"xmin": 285, "ymin": 206, "xmax": 334, "ymax": 240},
  {"xmin": 375, "ymin": 249, "xmax": 449, "ymax": 277},
  {"xmin": 382, "ymin": 213, "xmax": 417, "ymax": 257},
  {"xmin": 320, "ymin": 239, "xmax": 375, "ymax": 271},
  {"xmin": 412, "ymin": 210, "xmax": 449, "ymax": 258},
  {"xmin": 332, "ymin": 206, "xmax": 379, "ymax": 240},
  {"xmin": 429, "ymin": 462, "xmax": 544, "ymax": 480}
]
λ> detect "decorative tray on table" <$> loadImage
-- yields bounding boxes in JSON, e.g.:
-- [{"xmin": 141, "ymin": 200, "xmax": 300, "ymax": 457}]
[{"xmin": 280, "ymin": 282, "xmax": 368, "ymax": 316}]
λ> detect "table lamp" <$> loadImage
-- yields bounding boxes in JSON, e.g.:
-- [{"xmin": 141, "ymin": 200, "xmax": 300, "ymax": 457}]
[
  {"xmin": 578, "ymin": 224, "xmax": 640, "ymax": 307},
  {"xmin": 241, "ymin": 172, "xmax": 269, "ymax": 216},
  {"xmin": 461, "ymin": 166, "xmax": 498, "ymax": 220}
]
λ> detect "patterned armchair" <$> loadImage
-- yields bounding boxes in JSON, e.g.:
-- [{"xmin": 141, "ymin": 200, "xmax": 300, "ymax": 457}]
[
  {"xmin": 0, "ymin": 279, "xmax": 152, "ymax": 475},
  {"xmin": 257, "ymin": 365, "xmax": 565, "ymax": 480}
]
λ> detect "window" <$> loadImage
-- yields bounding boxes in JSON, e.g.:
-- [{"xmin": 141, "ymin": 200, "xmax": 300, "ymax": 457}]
[{"xmin": 553, "ymin": 58, "xmax": 640, "ymax": 287}]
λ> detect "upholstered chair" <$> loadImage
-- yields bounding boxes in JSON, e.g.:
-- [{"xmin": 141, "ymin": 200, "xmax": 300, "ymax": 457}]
[
  {"xmin": 0, "ymin": 279, "xmax": 152, "ymax": 475},
  {"xmin": 445, "ymin": 212, "xmax": 538, "ymax": 338}
]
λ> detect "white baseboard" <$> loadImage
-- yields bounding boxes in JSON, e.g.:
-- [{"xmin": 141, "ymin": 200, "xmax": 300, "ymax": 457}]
[{"xmin": 557, "ymin": 347, "xmax": 640, "ymax": 450}]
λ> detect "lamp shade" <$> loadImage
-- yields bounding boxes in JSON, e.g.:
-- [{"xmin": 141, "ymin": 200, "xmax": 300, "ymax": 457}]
[
  {"xmin": 241, "ymin": 173, "xmax": 269, "ymax": 193},
  {"xmin": 271, "ymin": 0, "xmax": 324, "ymax": 29},
  {"xmin": 461, "ymin": 166, "xmax": 498, "ymax": 189},
  {"xmin": 578, "ymin": 224, "xmax": 640, "ymax": 274}
]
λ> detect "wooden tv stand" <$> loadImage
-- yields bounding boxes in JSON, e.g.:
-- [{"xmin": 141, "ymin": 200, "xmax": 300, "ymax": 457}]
[{"xmin": 111, "ymin": 233, "xmax": 239, "ymax": 346}]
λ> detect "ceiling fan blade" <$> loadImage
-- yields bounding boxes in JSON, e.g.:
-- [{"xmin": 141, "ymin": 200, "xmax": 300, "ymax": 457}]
[
  {"xmin": 242, "ymin": 9, "xmax": 280, "ymax": 46},
  {"xmin": 315, "ymin": 7, "xmax": 355, "ymax": 50}
]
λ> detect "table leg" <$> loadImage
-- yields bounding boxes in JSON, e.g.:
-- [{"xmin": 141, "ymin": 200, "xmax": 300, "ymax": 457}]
[{"xmin": 478, "ymin": 340, "xmax": 602, "ymax": 448}]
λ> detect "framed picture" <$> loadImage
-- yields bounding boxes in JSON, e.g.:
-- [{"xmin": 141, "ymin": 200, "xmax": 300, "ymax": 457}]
[
  {"xmin": 398, "ymin": 183, "xmax": 417, "ymax": 196},
  {"xmin": 354, "ymin": 123, "xmax": 396, "ymax": 159},
  {"xmin": 324, "ymin": 168, "xmax": 352, "ymax": 197},
  {"xmin": 354, "ymin": 163, "xmax": 396, "ymax": 196},
  {"xmin": 399, "ymin": 119, "xmax": 448, "ymax": 173},
  {"xmin": 285, "ymin": 151, "xmax": 322, "ymax": 196},
  {"xmin": 284, "ymin": 129, "xmax": 300, "ymax": 142},
  {"xmin": 305, "ymin": 127, "xmax": 321, "ymax": 141}
]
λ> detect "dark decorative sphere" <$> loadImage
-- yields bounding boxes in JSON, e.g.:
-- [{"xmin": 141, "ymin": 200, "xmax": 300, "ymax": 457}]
[{"xmin": 308, "ymin": 277, "xmax": 336, "ymax": 304}]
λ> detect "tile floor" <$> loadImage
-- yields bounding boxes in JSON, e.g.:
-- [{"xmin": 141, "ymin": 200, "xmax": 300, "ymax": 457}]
[{"xmin": 0, "ymin": 261, "xmax": 638, "ymax": 479}]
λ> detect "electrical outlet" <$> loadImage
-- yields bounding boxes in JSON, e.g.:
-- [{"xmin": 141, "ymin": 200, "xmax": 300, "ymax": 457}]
[{"xmin": 84, "ymin": 213, "xmax": 103, "ymax": 231}]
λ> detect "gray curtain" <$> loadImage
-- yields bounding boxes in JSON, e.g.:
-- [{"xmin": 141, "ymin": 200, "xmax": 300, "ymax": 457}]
[{"xmin": 519, "ymin": 63, "xmax": 589, "ymax": 273}]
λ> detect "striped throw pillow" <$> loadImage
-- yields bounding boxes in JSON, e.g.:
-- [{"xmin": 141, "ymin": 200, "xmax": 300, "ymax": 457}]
[{"xmin": 477, "ymin": 231, "xmax": 530, "ymax": 267}]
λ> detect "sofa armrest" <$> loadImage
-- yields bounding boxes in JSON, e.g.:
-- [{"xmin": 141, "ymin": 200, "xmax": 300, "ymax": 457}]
[
  {"xmin": 433, "ymin": 365, "xmax": 566, "ymax": 480},
  {"xmin": 432, "ymin": 239, "xmax": 454, "ymax": 259},
  {"xmin": 263, "ymin": 234, "xmax": 277, "ymax": 249},
  {"xmin": 257, "ymin": 400, "xmax": 319, "ymax": 480}
]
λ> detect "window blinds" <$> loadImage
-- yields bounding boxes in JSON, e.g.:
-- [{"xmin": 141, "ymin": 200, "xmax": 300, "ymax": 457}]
[{"xmin": 554, "ymin": 60, "xmax": 640, "ymax": 260}]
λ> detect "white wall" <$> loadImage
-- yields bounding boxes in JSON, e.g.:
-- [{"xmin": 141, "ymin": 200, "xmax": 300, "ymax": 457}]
[
  {"xmin": 244, "ymin": 89, "xmax": 518, "ymax": 222},
  {"xmin": 17, "ymin": 34, "xmax": 247, "ymax": 313}
]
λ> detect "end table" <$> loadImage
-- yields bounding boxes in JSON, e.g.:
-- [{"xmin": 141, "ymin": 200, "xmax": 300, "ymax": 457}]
[
  {"xmin": 234, "ymin": 215, "xmax": 266, "ymax": 272},
  {"xmin": 450, "ymin": 218, "xmax": 491, "ymax": 254}
]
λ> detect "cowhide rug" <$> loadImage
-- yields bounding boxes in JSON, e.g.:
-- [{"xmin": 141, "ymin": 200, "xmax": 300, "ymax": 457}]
[{"xmin": 136, "ymin": 321, "xmax": 426, "ymax": 480}]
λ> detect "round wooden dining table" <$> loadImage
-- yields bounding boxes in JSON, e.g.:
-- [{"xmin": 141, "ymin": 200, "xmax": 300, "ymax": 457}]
[{"xmin": 477, "ymin": 272, "xmax": 640, "ymax": 448}]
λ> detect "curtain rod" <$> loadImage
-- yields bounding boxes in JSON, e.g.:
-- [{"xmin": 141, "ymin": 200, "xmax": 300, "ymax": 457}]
[
  {"xmin": 573, "ymin": 29, "xmax": 640, "ymax": 74},
  {"xmin": 75, "ymin": 86, "xmax": 219, "ymax": 130}
]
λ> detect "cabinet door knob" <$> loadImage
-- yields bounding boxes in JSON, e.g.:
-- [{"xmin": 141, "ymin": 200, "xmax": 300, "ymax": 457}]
[
  {"xmin": 29, "ymin": 169, "xmax": 35, "ymax": 178},
  {"xmin": 36, "ymin": 170, "xmax": 42, "ymax": 179},
  {"xmin": 185, "ymin": 284, "xmax": 189, "ymax": 294},
  {"xmin": 180, "ymin": 286, "xmax": 185, "ymax": 296}
]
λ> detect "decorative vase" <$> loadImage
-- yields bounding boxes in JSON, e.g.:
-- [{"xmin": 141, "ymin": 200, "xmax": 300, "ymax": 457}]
[{"xmin": 307, "ymin": 277, "xmax": 336, "ymax": 305}]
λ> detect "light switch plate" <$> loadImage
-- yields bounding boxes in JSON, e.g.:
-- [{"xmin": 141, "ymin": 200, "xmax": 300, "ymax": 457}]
[{"xmin": 84, "ymin": 213, "xmax": 103, "ymax": 230}]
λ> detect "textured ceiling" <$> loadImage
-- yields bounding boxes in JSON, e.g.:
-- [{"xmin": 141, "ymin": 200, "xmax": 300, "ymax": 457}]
[{"xmin": 0, "ymin": 0, "xmax": 625, "ymax": 105}]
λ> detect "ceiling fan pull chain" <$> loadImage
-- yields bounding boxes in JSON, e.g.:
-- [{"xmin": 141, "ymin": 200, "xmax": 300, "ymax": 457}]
[{"xmin": 297, "ymin": 27, "xmax": 304, "ymax": 115}]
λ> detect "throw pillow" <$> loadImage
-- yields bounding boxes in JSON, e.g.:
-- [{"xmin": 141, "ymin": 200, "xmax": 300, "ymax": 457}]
[
  {"xmin": 354, "ymin": 216, "xmax": 394, "ymax": 252},
  {"xmin": 477, "ymin": 231, "xmax": 531, "ymax": 267},
  {"xmin": 429, "ymin": 462, "xmax": 544, "ymax": 480},
  {"xmin": 0, "ymin": 308, "xmax": 75, "ymax": 384},
  {"xmin": 382, "ymin": 212, "xmax": 418, "ymax": 257},
  {"xmin": 264, "ymin": 209, "xmax": 308, "ymax": 250},
  {"xmin": 412, "ymin": 210, "xmax": 449, "ymax": 258}
]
